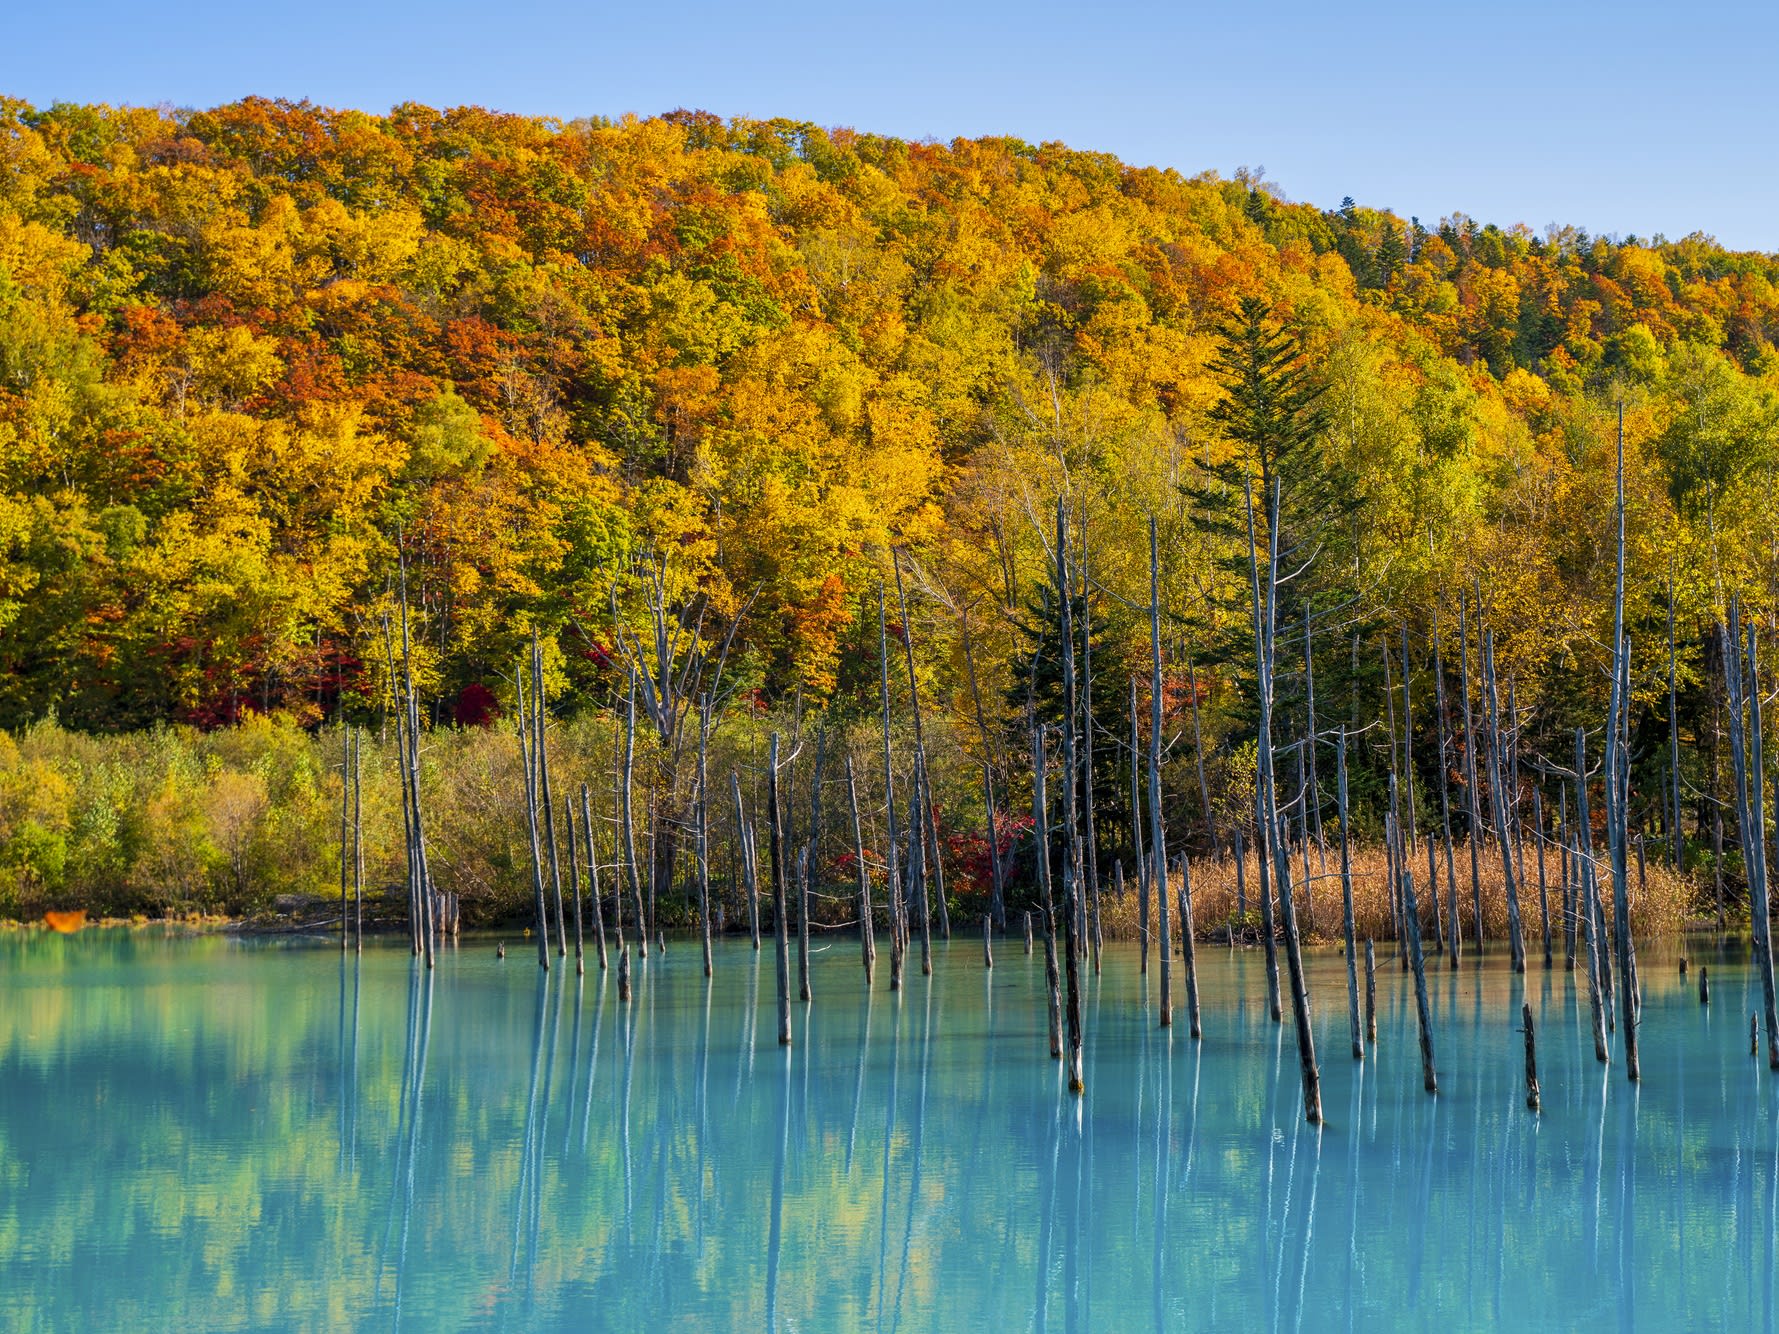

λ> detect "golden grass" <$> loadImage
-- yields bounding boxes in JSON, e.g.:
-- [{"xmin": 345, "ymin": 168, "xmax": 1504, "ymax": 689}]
[{"xmin": 1095, "ymin": 837, "xmax": 1695, "ymax": 945}]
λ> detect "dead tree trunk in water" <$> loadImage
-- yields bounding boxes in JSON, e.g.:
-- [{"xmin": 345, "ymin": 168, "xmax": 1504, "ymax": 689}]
[
  {"xmin": 959, "ymin": 610, "xmax": 1006, "ymax": 930},
  {"xmin": 581, "ymin": 785, "xmax": 608, "ymax": 971},
  {"xmin": 1302, "ymin": 615, "xmax": 1325, "ymax": 863},
  {"xmin": 1034, "ymin": 726, "xmax": 1063, "ymax": 1060},
  {"xmin": 892, "ymin": 551, "xmax": 948, "ymax": 939},
  {"xmin": 1364, "ymin": 937, "xmax": 1377, "ymax": 1044},
  {"xmin": 1482, "ymin": 629, "xmax": 1526, "ymax": 972},
  {"xmin": 1147, "ymin": 518, "xmax": 1172, "ymax": 1029},
  {"xmin": 1057, "ymin": 501, "xmax": 1084, "ymax": 958},
  {"xmin": 339, "ymin": 723, "xmax": 351, "ymax": 952},
  {"xmin": 1668, "ymin": 572, "xmax": 1683, "ymax": 872},
  {"xmin": 1459, "ymin": 595, "xmax": 1483, "ymax": 957},
  {"xmin": 1177, "ymin": 857, "xmax": 1201, "ymax": 1039},
  {"xmin": 515, "ymin": 661, "xmax": 550, "ymax": 971},
  {"xmin": 1560, "ymin": 785, "xmax": 1576, "ymax": 971},
  {"xmin": 533, "ymin": 633, "xmax": 568, "ymax": 959},
  {"xmin": 1130, "ymin": 677, "xmax": 1149, "ymax": 975},
  {"xmin": 1726, "ymin": 610, "xmax": 1778, "ymax": 1069},
  {"xmin": 1246, "ymin": 479, "xmax": 1320, "ymax": 1124},
  {"xmin": 877, "ymin": 584, "xmax": 905, "ymax": 992},
  {"xmin": 769, "ymin": 734, "xmax": 792, "ymax": 1046},
  {"xmin": 797, "ymin": 845, "xmax": 813, "ymax": 1003},
  {"xmin": 846, "ymin": 756, "xmax": 876, "ymax": 984},
  {"xmin": 392, "ymin": 556, "xmax": 434, "ymax": 968},
  {"xmin": 622, "ymin": 675, "xmax": 647, "ymax": 960},
  {"xmin": 1077, "ymin": 523, "xmax": 1103, "ymax": 955},
  {"xmin": 1605, "ymin": 408, "xmax": 1644, "ymax": 1080},
  {"xmin": 352, "ymin": 729, "xmax": 363, "ymax": 951},
  {"xmin": 1522, "ymin": 1002, "xmax": 1540, "ymax": 1111},
  {"xmin": 911, "ymin": 752, "xmax": 933, "ymax": 977},
  {"xmin": 1393, "ymin": 790, "xmax": 1438, "ymax": 1094},
  {"xmin": 1534, "ymin": 787, "xmax": 1552, "ymax": 969},
  {"xmin": 1338, "ymin": 731, "xmax": 1362, "ymax": 1059},
  {"xmin": 565, "ymin": 793, "xmax": 585, "ymax": 976},
  {"xmin": 697, "ymin": 696, "xmax": 713, "ymax": 979},
  {"xmin": 1433, "ymin": 608, "xmax": 1460, "ymax": 969},
  {"xmin": 732, "ymin": 773, "xmax": 761, "ymax": 951},
  {"xmin": 1575, "ymin": 728, "xmax": 1610, "ymax": 1064}
]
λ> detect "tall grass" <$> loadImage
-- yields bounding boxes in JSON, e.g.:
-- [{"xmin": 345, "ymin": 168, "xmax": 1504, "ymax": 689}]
[{"xmin": 1097, "ymin": 840, "xmax": 1694, "ymax": 944}]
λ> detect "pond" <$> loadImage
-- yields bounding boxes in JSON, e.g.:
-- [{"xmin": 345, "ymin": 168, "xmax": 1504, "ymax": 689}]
[{"xmin": 2, "ymin": 928, "xmax": 1775, "ymax": 1330}]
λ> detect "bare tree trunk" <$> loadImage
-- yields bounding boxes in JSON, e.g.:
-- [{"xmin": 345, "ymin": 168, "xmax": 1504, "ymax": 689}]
[
  {"xmin": 732, "ymin": 773, "xmax": 761, "ymax": 951},
  {"xmin": 1189, "ymin": 656, "xmax": 1217, "ymax": 859},
  {"xmin": 1669, "ymin": 571, "xmax": 1683, "ymax": 871},
  {"xmin": 1178, "ymin": 856, "xmax": 1200, "ymax": 1040},
  {"xmin": 1364, "ymin": 937, "xmax": 1377, "ymax": 1044},
  {"xmin": 1534, "ymin": 787, "xmax": 1552, "ymax": 969},
  {"xmin": 392, "ymin": 558, "xmax": 434, "ymax": 967},
  {"xmin": 1079, "ymin": 526, "xmax": 1103, "ymax": 946},
  {"xmin": 960, "ymin": 612, "xmax": 1005, "ymax": 929},
  {"xmin": 1433, "ymin": 609, "xmax": 1460, "ymax": 969},
  {"xmin": 1402, "ymin": 627, "xmax": 1437, "ymax": 950},
  {"xmin": 1064, "ymin": 865, "xmax": 1085, "ymax": 1093},
  {"xmin": 534, "ymin": 633, "xmax": 567, "ymax": 959},
  {"xmin": 1522, "ymin": 1002, "xmax": 1540, "ymax": 1111},
  {"xmin": 1560, "ymin": 785, "xmax": 1576, "ymax": 970},
  {"xmin": 1034, "ymin": 726, "xmax": 1062, "ymax": 1059},
  {"xmin": 1726, "ymin": 612, "xmax": 1777, "ymax": 1068},
  {"xmin": 697, "ymin": 696, "xmax": 713, "ymax": 979},
  {"xmin": 1576, "ymin": 728, "xmax": 1610, "ymax": 1064},
  {"xmin": 340, "ymin": 722, "xmax": 351, "ymax": 951},
  {"xmin": 1247, "ymin": 479, "xmax": 1320, "ymax": 1123},
  {"xmin": 769, "ymin": 734, "xmax": 792, "ymax": 1046},
  {"xmin": 581, "ymin": 785, "xmax": 608, "ymax": 971},
  {"xmin": 893, "ymin": 551, "xmax": 948, "ymax": 939},
  {"xmin": 1302, "ymin": 613, "xmax": 1325, "ymax": 862},
  {"xmin": 622, "ymin": 674, "xmax": 647, "ymax": 960},
  {"xmin": 1482, "ymin": 629, "xmax": 1525, "ymax": 972},
  {"xmin": 912, "ymin": 752, "xmax": 933, "ymax": 976},
  {"xmin": 1338, "ymin": 731, "xmax": 1362, "ymax": 1059},
  {"xmin": 1130, "ymin": 677, "xmax": 1149, "ymax": 974},
  {"xmin": 847, "ymin": 755, "xmax": 876, "ymax": 983},
  {"xmin": 1394, "ymin": 794, "xmax": 1438, "ymax": 1094},
  {"xmin": 1057, "ymin": 501, "xmax": 1085, "ymax": 957},
  {"xmin": 878, "ymin": 584, "xmax": 905, "ymax": 992},
  {"xmin": 352, "ymin": 729, "xmax": 363, "ymax": 952},
  {"xmin": 1459, "ymin": 595, "xmax": 1483, "ymax": 957},
  {"xmin": 1606, "ymin": 411, "xmax": 1640, "ymax": 1081},
  {"xmin": 1148, "ymin": 518, "xmax": 1172, "ymax": 1029},
  {"xmin": 565, "ymin": 793, "xmax": 584, "ymax": 976},
  {"xmin": 797, "ymin": 845, "xmax": 813, "ymax": 1003},
  {"xmin": 514, "ymin": 660, "xmax": 549, "ymax": 971}
]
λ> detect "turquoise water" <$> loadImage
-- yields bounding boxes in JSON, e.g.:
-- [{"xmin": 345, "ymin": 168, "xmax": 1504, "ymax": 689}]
[{"xmin": 2, "ymin": 929, "xmax": 1775, "ymax": 1331}]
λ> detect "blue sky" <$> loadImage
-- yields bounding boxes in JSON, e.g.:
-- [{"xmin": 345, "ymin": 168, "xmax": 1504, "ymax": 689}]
[{"xmin": 5, "ymin": 0, "xmax": 1775, "ymax": 251}]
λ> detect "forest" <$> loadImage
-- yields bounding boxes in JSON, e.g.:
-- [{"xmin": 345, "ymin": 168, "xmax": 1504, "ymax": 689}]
[{"xmin": 0, "ymin": 95, "xmax": 1775, "ymax": 926}]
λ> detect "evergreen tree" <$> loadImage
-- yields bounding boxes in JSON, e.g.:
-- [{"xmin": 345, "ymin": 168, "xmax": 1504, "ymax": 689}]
[{"xmin": 1186, "ymin": 298, "xmax": 1359, "ymax": 744}]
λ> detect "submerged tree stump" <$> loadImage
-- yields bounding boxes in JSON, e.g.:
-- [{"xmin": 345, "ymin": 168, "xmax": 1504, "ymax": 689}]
[
  {"xmin": 1364, "ymin": 938, "xmax": 1377, "ymax": 1045},
  {"xmin": 1522, "ymin": 1002, "xmax": 1540, "ymax": 1112}
]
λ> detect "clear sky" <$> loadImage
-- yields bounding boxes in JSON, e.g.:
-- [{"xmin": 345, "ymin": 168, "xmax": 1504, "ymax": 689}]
[{"xmin": 5, "ymin": 0, "xmax": 1775, "ymax": 252}]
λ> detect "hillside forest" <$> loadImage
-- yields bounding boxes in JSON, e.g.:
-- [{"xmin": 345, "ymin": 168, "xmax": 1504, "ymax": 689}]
[{"xmin": 0, "ymin": 97, "xmax": 1775, "ymax": 922}]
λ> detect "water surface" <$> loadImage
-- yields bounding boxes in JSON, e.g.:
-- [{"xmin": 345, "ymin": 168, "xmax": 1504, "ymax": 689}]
[{"xmin": 3, "ymin": 929, "xmax": 1774, "ymax": 1330}]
